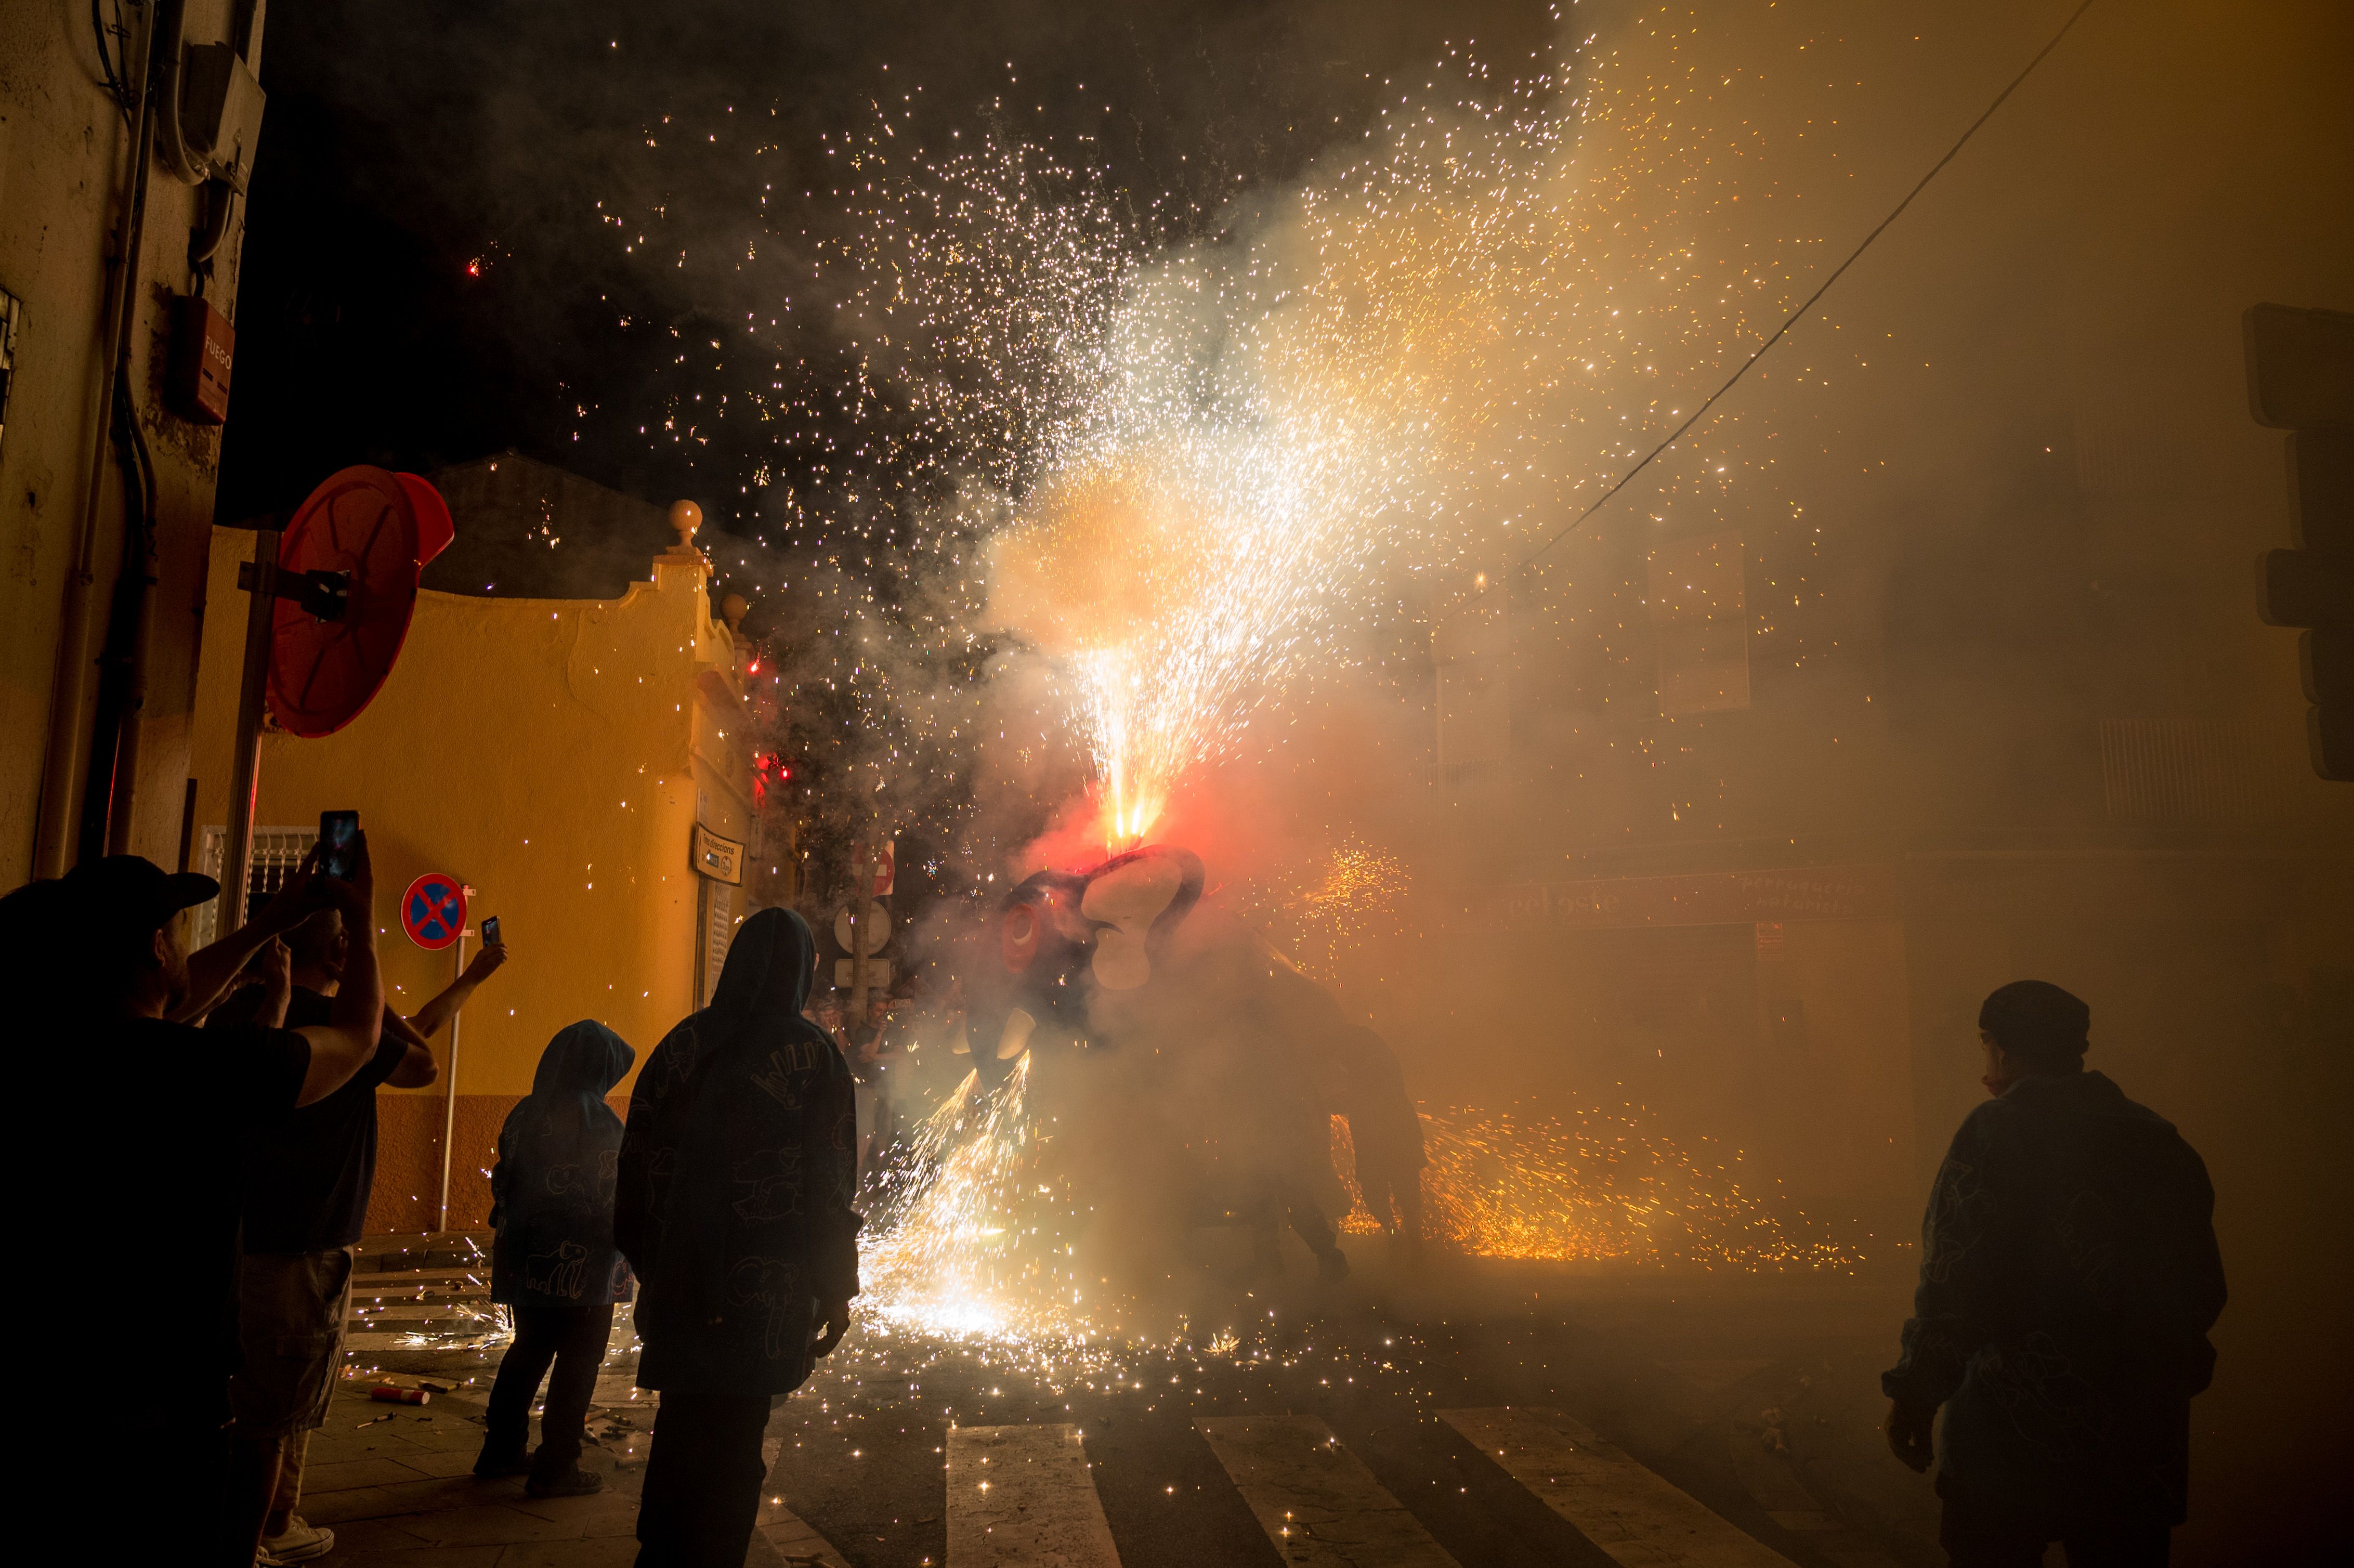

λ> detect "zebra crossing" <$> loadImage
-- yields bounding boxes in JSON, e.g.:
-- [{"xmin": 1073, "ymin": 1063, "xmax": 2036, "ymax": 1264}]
[
  {"xmin": 1442, "ymin": 1407, "xmax": 1797, "ymax": 1568},
  {"xmin": 1197, "ymin": 1414, "xmax": 1459, "ymax": 1567},
  {"xmin": 908, "ymin": 1407, "xmax": 1827, "ymax": 1568},
  {"xmin": 328, "ymin": 1260, "xmax": 1891, "ymax": 1567}
]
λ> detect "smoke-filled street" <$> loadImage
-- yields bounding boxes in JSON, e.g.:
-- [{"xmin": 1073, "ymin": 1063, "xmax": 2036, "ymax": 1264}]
[
  {"xmin": 311, "ymin": 1239, "xmax": 1935, "ymax": 1567},
  {"xmin": 4, "ymin": 1, "xmax": 2348, "ymax": 1565}
]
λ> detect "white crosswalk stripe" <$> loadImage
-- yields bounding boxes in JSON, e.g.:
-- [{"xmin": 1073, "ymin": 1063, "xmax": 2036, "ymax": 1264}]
[
  {"xmin": 947, "ymin": 1422, "xmax": 1123, "ymax": 1566},
  {"xmin": 1441, "ymin": 1406, "xmax": 1800, "ymax": 1567},
  {"xmin": 1195, "ymin": 1414, "xmax": 1460, "ymax": 1567}
]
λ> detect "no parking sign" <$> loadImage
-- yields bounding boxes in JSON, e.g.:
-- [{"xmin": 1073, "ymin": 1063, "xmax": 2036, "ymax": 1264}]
[{"xmin": 401, "ymin": 872, "xmax": 467, "ymax": 950}]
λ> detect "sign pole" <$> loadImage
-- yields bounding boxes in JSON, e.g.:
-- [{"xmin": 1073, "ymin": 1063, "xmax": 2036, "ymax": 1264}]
[
  {"xmin": 217, "ymin": 529, "xmax": 280, "ymax": 936},
  {"xmin": 437, "ymin": 928, "xmax": 466, "ymax": 1235},
  {"xmin": 848, "ymin": 836, "xmax": 872, "ymax": 1023}
]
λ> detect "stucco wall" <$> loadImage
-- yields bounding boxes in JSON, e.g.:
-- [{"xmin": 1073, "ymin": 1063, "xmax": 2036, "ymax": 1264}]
[
  {"xmin": 191, "ymin": 526, "xmax": 753, "ymax": 1230},
  {"xmin": 1, "ymin": 2, "xmax": 265, "ymax": 882}
]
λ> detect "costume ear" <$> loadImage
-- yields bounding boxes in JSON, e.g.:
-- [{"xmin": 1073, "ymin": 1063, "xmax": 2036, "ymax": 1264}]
[{"xmin": 1081, "ymin": 846, "xmax": 1204, "ymax": 991}]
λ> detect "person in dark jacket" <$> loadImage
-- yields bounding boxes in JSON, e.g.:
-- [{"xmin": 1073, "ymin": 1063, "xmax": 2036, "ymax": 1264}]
[
  {"xmin": 1884, "ymin": 981, "xmax": 2227, "ymax": 1567},
  {"xmin": 617, "ymin": 908, "xmax": 860, "ymax": 1567},
  {"xmin": 477, "ymin": 1020, "xmax": 637, "ymax": 1496}
]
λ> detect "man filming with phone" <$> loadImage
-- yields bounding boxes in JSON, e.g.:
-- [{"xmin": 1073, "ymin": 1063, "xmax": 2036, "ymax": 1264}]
[
  {"xmin": 16, "ymin": 831, "xmax": 387, "ymax": 1562},
  {"xmin": 208, "ymin": 819, "xmax": 511, "ymax": 1566}
]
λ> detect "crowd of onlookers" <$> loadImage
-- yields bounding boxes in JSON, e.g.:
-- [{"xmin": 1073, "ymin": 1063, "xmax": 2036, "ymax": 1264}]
[{"xmin": 6, "ymin": 835, "xmax": 858, "ymax": 1567}]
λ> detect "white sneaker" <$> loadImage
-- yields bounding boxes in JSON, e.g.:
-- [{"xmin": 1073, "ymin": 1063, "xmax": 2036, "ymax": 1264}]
[{"xmin": 258, "ymin": 1517, "xmax": 335, "ymax": 1565}]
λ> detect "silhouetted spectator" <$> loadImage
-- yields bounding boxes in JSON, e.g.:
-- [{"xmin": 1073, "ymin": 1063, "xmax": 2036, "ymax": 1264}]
[
  {"xmin": 210, "ymin": 911, "xmax": 505, "ymax": 1563},
  {"xmin": 1885, "ymin": 980, "xmax": 2227, "ymax": 1567},
  {"xmin": 477, "ymin": 1020, "xmax": 637, "ymax": 1496},
  {"xmin": 19, "ymin": 844, "xmax": 383, "ymax": 1563},
  {"xmin": 617, "ymin": 909, "xmax": 860, "ymax": 1567}
]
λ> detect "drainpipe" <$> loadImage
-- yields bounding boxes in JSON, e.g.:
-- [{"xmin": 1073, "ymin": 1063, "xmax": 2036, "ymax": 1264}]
[
  {"xmin": 97, "ymin": 0, "xmax": 218, "ymax": 857},
  {"xmin": 95, "ymin": 382, "xmax": 161, "ymax": 859},
  {"xmin": 36, "ymin": 5, "xmax": 160, "ymax": 876}
]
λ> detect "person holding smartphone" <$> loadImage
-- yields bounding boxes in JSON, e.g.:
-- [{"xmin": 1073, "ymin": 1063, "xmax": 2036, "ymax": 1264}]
[
  {"xmin": 14, "ymin": 835, "xmax": 385, "ymax": 1563},
  {"xmin": 208, "ymin": 828, "xmax": 510, "ymax": 1566}
]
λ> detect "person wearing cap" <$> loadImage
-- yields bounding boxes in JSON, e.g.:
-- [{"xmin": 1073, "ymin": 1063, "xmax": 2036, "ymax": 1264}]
[
  {"xmin": 206, "ymin": 907, "xmax": 508, "ymax": 1565},
  {"xmin": 1883, "ymin": 981, "xmax": 2227, "ymax": 1567},
  {"xmin": 14, "ymin": 840, "xmax": 387, "ymax": 1564}
]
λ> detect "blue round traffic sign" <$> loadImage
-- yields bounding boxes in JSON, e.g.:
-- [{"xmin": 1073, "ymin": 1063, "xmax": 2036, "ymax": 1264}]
[{"xmin": 401, "ymin": 872, "xmax": 467, "ymax": 950}]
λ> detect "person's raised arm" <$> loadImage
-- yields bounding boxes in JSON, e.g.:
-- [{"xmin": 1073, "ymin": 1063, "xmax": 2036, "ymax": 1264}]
[
  {"xmin": 291, "ymin": 832, "xmax": 383, "ymax": 1106},
  {"xmin": 408, "ymin": 940, "xmax": 507, "ymax": 1039},
  {"xmin": 255, "ymin": 938, "xmax": 293, "ymax": 1029},
  {"xmin": 380, "ymin": 1007, "xmax": 439, "ymax": 1088},
  {"xmin": 174, "ymin": 847, "xmax": 325, "ymax": 1021}
]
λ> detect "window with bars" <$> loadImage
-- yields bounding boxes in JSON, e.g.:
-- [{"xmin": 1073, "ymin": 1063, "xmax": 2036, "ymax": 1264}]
[{"xmin": 189, "ymin": 826, "xmax": 317, "ymax": 948}]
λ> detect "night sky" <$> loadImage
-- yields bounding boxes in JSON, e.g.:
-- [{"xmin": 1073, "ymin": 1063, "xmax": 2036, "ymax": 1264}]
[{"xmin": 218, "ymin": 1, "xmax": 1552, "ymax": 542}]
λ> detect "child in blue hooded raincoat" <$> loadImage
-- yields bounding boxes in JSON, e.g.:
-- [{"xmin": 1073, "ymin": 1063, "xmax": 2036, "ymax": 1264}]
[{"xmin": 476, "ymin": 1020, "xmax": 636, "ymax": 1496}]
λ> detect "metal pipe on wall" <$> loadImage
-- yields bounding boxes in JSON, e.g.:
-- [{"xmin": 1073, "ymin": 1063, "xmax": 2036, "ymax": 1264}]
[
  {"xmin": 97, "ymin": 384, "xmax": 162, "ymax": 858},
  {"xmin": 35, "ymin": 4, "xmax": 159, "ymax": 876},
  {"xmin": 215, "ymin": 528, "xmax": 279, "ymax": 936}
]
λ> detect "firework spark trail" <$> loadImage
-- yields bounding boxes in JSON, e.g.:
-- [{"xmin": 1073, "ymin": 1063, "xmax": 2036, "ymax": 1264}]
[
  {"xmin": 1335, "ymin": 1106, "xmax": 1866, "ymax": 1270},
  {"xmin": 829, "ymin": 26, "xmax": 1805, "ymax": 839},
  {"xmin": 1234, "ymin": 837, "xmax": 1413, "ymax": 982},
  {"xmin": 860, "ymin": 1058, "xmax": 1116, "ymax": 1350}
]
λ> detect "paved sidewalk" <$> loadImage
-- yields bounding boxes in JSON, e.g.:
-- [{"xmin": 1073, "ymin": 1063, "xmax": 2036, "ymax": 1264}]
[{"xmin": 287, "ymin": 1237, "xmax": 850, "ymax": 1568}]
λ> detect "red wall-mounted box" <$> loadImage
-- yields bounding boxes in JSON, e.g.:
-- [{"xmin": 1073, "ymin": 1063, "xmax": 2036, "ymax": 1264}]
[{"xmin": 167, "ymin": 295, "xmax": 234, "ymax": 424}]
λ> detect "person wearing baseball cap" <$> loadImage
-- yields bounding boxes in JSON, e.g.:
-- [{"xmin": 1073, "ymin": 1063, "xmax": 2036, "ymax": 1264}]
[
  {"xmin": 1881, "ymin": 981, "xmax": 2227, "ymax": 1566},
  {"xmin": 28, "ymin": 837, "xmax": 388, "ymax": 1563}
]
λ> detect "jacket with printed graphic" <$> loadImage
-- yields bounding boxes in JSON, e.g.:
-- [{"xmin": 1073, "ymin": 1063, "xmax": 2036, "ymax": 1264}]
[{"xmin": 617, "ymin": 908, "xmax": 861, "ymax": 1395}]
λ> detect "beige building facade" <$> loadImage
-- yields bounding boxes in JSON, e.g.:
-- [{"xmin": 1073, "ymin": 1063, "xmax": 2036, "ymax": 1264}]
[{"xmin": 3, "ymin": 1, "xmax": 271, "ymax": 883}]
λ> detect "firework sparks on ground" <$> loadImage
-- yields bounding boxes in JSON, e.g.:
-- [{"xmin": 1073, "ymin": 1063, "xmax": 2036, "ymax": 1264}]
[
  {"xmin": 858, "ymin": 1058, "xmax": 1141, "ymax": 1384},
  {"xmin": 1334, "ymin": 1106, "xmax": 1867, "ymax": 1270}
]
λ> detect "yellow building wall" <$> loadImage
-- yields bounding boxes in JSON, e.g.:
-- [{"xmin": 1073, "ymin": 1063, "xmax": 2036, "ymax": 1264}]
[{"xmin": 190, "ymin": 527, "xmax": 754, "ymax": 1231}]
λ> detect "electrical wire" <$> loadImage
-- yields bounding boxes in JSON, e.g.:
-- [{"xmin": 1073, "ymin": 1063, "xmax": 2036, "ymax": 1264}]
[
  {"xmin": 90, "ymin": 0, "xmax": 135, "ymax": 126},
  {"xmin": 1503, "ymin": 0, "xmax": 2101, "ymax": 584}
]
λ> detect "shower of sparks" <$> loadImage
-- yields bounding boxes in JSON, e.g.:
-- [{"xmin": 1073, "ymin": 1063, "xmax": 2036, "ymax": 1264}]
[
  {"xmin": 860, "ymin": 1072, "xmax": 1860, "ymax": 1375},
  {"xmin": 826, "ymin": 23, "xmax": 1810, "ymax": 842},
  {"xmin": 860, "ymin": 1060, "xmax": 1118, "ymax": 1364},
  {"xmin": 1236, "ymin": 837, "xmax": 1414, "ymax": 982},
  {"xmin": 1335, "ymin": 1107, "xmax": 1866, "ymax": 1270}
]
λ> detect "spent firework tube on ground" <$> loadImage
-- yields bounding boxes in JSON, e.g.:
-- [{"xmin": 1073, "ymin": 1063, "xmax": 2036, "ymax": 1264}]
[{"xmin": 370, "ymin": 1384, "xmax": 431, "ymax": 1405}]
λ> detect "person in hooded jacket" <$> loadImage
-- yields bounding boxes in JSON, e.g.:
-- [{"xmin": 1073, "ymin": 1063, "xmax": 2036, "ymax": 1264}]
[
  {"xmin": 477, "ymin": 1020, "xmax": 638, "ymax": 1496},
  {"xmin": 617, "ymin": 909, "xmax": 861, "ymax": 1568}
]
